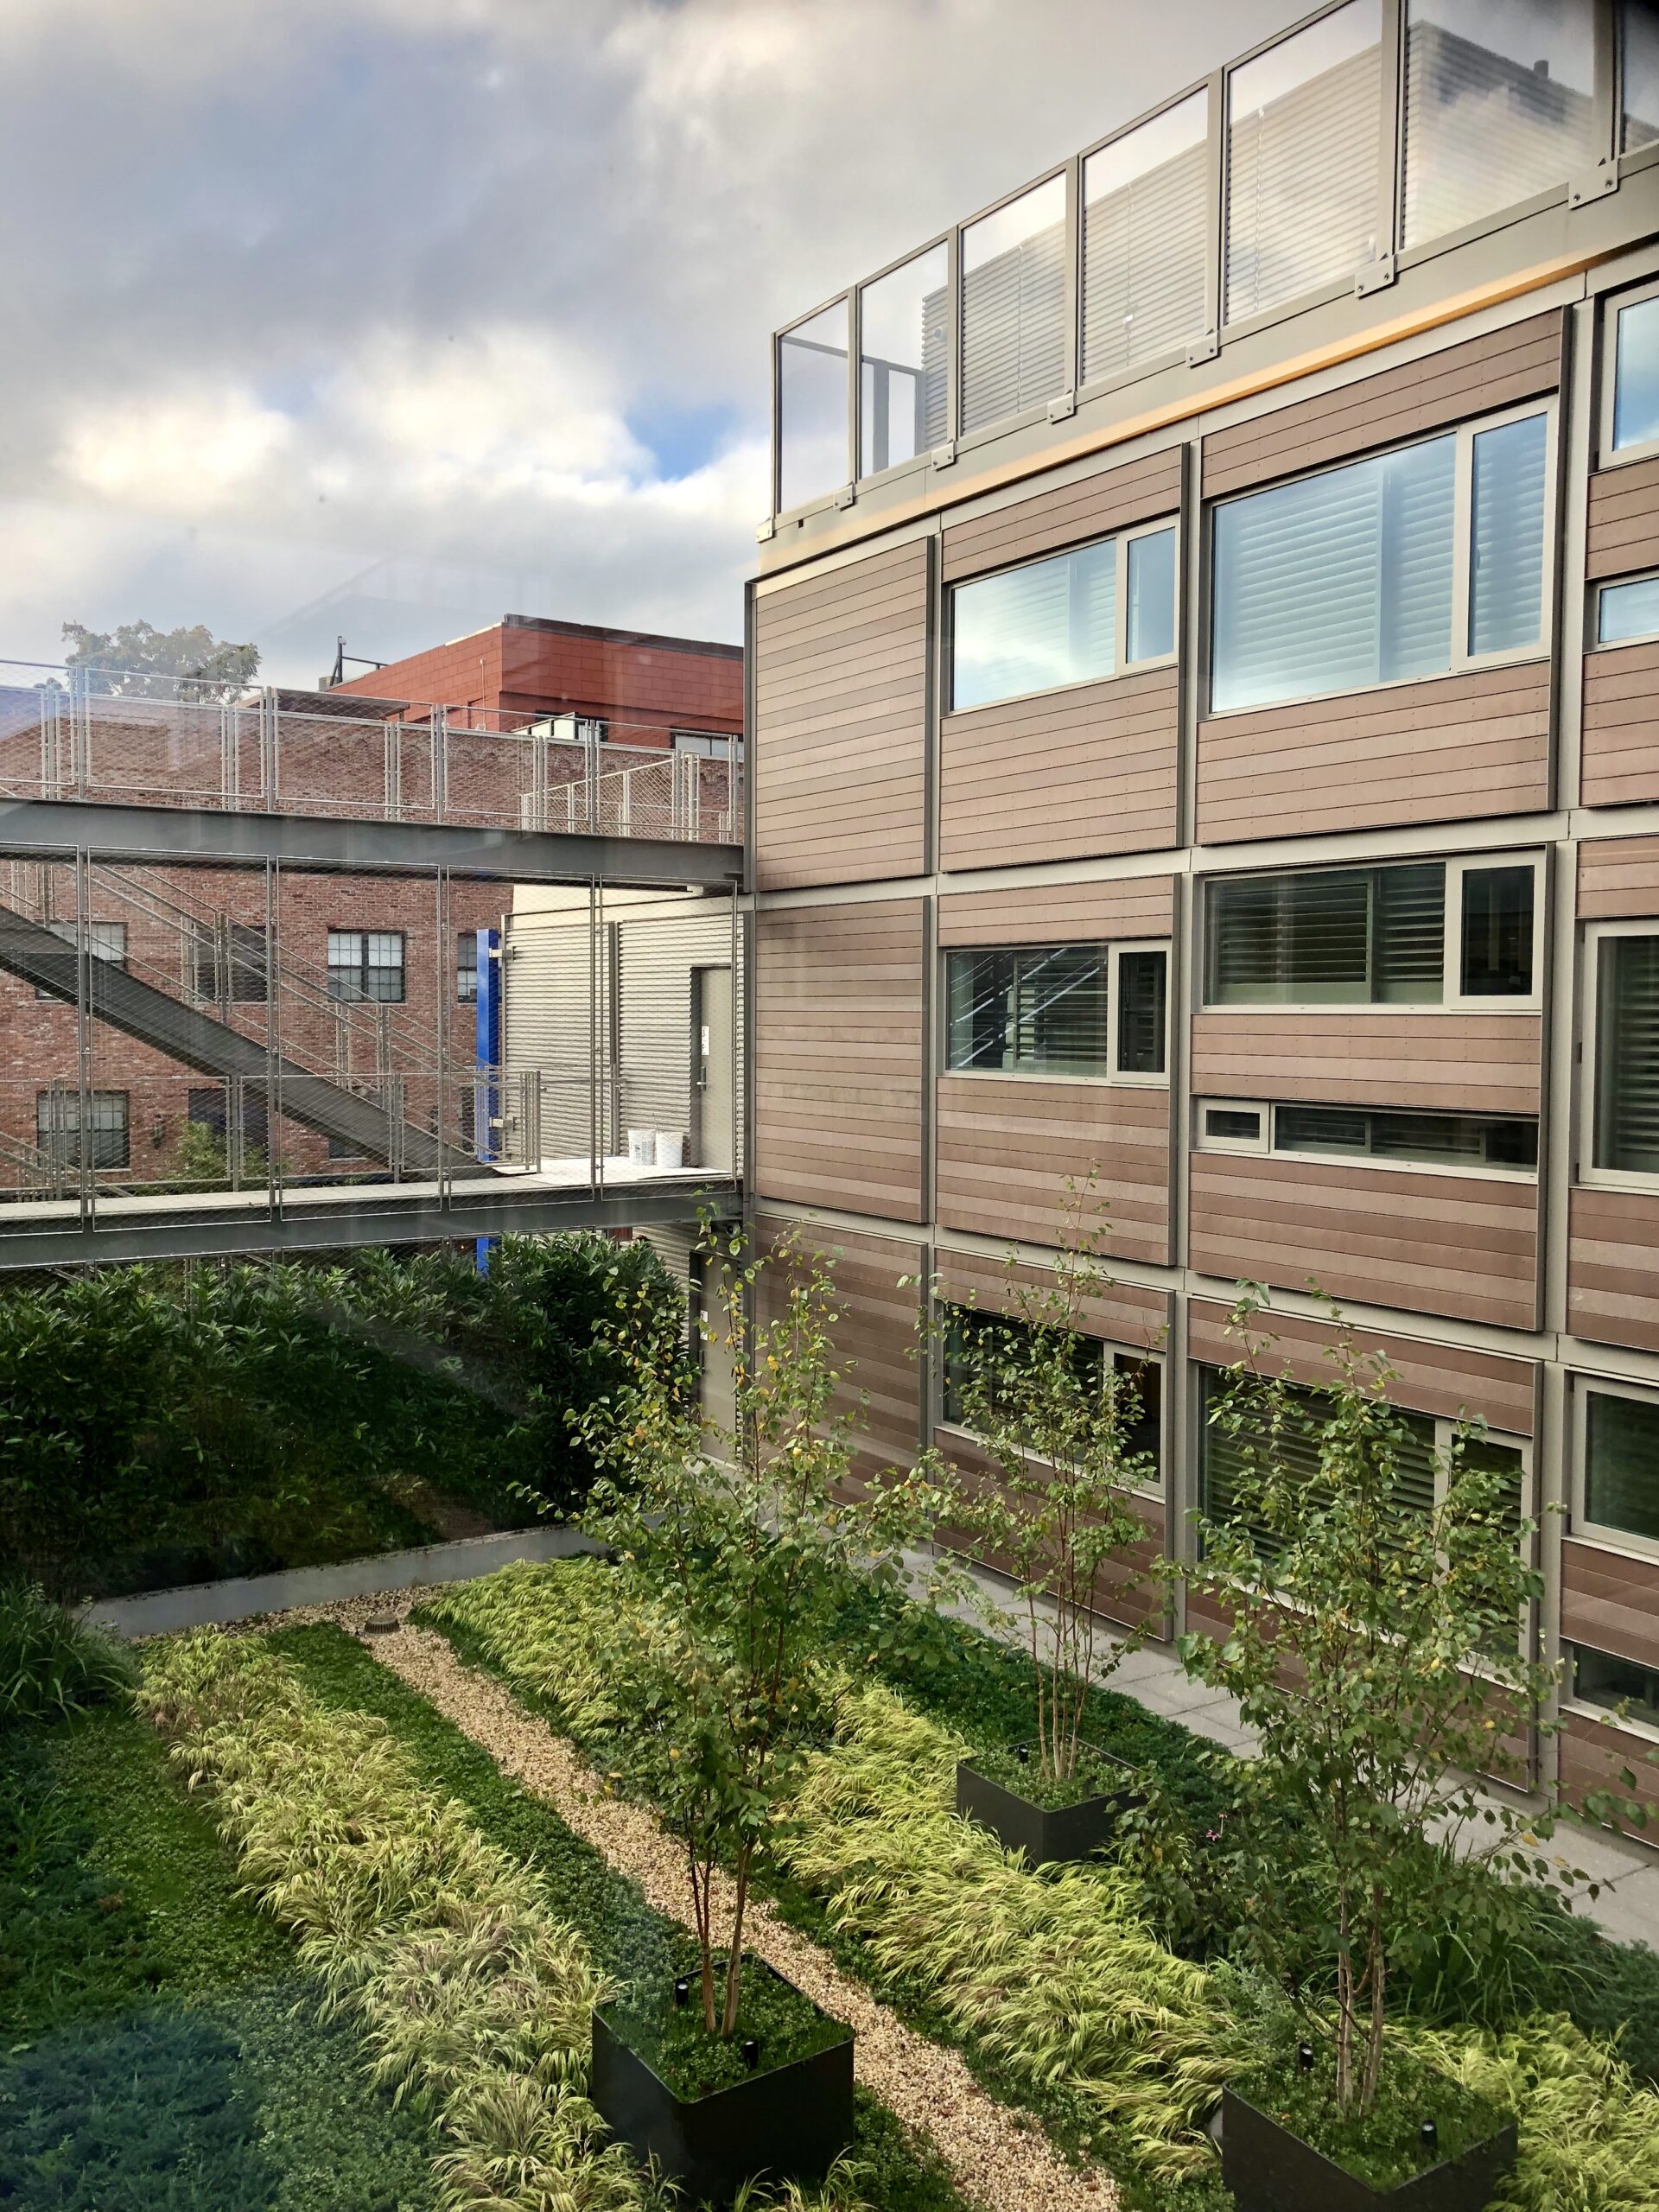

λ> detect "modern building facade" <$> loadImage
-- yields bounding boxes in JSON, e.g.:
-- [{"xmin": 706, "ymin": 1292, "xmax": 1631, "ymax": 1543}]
[{"xmin": 748, "ymin": 0, "xmax": 1659, "ymax": 1821}]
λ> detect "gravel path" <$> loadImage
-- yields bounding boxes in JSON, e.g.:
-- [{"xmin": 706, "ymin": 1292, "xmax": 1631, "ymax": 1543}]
[{"xmin": 281, "ymin": 1592, "xmax": 1115, "ymax": 2212}]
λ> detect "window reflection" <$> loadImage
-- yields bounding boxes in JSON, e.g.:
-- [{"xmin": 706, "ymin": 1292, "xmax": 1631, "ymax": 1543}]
[
  {"xmin": 859, "ymin": 246, "xmax": 949, "ymax": 478},
  {"xmin": 1082, "ymin": 92, "xmax": 1210, "ymax": 381},
  {"xmin": 961, "ymin": 175, "xmax": 1067, "ymax": 435}
]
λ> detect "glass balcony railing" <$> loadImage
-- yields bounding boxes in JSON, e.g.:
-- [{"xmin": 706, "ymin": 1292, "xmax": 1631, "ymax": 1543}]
[{"xmin": 771, "ymin": 0, "xmax": 1651, "ymax": 521}]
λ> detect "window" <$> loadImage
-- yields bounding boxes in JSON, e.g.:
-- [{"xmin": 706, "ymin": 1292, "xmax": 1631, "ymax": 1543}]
[
  {"xmin": 1624, "ymin": 0, "xmax": 1659, "ymax": 152},
  {"xmin": 671, "ymin": 728, "xmax": 742, "ymax": 761},
  {"xmin": 940, "ymin": 1304, "xmax": 1162, "ymax": 1484},
  {"xmin": 1573, "ymin": 1645, "xmax": 1659, "ymax": 1727},
  {"xmin": 950, "ymin": 521, "xmax": 1176, "ymax": 711},
  {"xmin": 1591, "ymin": 930, "xmax": 1659, "ymax": 1177},
  {"xmin": 327, "ymin": 930, "xmax": 405, "ymax": 1003},
  {"xmin": 1402, "ymin": 0, "xmax": 1597, "ymax": 251},
  {"xmin": 1579, "ymin": 1383, "xmax": 1659, "ymax": 1546},
  {"xmin": 191, "ymin": 922, "xmax": 268, "ymax": 1005},
  {"xmin": 35, "ymin": 1089, "xmax": 129, "ymax": 1170},
  {"xmin": 777, "ymin": 299, "xmax": 849, "ymax": 512},
  {"xmin": 1598, "ymin": 575, "xmax": 1659, "ymax": 645},
  {"xmin": 1270, "ymin": 1103, "xmax": 1538, "ymax": 1171},
  {"xmin": 1210, "ymin": 406, "xmax": 1550, "ymax": 715},
  {"xmin": 859, "ymin": 244, "xmax": 949, "ymax": 477},
  {"xmin": 188, "ymin": 1085, "xmax": 270, "ymax": 1154},
  {"xmin": 1611, "ymin": 289, "xmax": 1659, "ymax": 459},
  {"xmin": 458, "ymin": 931, "xmax": 479, "ymax": 1005},
  {"xmin": 960, "ymin": 174, "xmax": 1067, "ymax": 436},
  {"xmin": 34, "ymin": 920, "xmax": 125, "ymax": 1000},
  {"xmin": 1224, "ymin": 0, "xmax": 1383, "ymax": 327},
  {"xmin": 1081, "ymin": 91, "xmax": 1210, "ymax": 384},
  {"xmin": 944, "ymin": 943, "xmax": 1166, "ymax": 1080},
  {"xmin": 1201, "ymin": 1102, "xmax": 1268, "ymax": 1149},
  {"xmin": 1205, "ymin": 859, "xmax": 1536, "ymax": 1009}
]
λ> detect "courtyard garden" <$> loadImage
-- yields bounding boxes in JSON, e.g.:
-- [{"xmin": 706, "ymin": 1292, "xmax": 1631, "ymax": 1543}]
[{"xmin": 4, "ymin": 1222, "xmax": 1659, "ymax": 2209}]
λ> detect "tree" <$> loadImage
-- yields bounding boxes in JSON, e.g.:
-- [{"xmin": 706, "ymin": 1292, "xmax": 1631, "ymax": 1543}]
[
  {"xmin": 1179, "ymin": 1291, "xmax": 1584, "ymax": 2119},
  {"xmin": 918, "ymin": 1182, "xmax": 1162, "ymax": 1785},
  {"xmin": 60, "ymin": 620, "xmax": 259, "ymax": 702},
  {"xmin": 574, "ymin": 1217, "xmax": 956, "ymax": 2039}
]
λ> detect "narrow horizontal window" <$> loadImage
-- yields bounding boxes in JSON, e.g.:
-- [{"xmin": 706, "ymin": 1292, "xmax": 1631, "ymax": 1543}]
[
  {"xmin": 1614, "ymin": 293, "xmax": 1659, "ymax": 455},
  {"xmin": 778, "ymin": 299, "xmax": 849, "ymax": 512},
  {"xmin": 1583, "ymin": 1389, "xmax": 1659, "ymax": 1544},
  {"xmin": 1598, "ymin": 575, "xmax": 1659, "ymax": 645},
  {"xmin": 1274, "ymin": 1103, "xmax": 1538, "ymax": 1171},
  {"xmin": 1205, "ymin": 863, "xmax": 1445, "ymax": 1007},
  {"xmin": 1082, "ymin": 91, "xmax": 1209, "ymax": 384},
  {"xmin": 961, "ymin": 174, "xmax": 1067, "ymax": 437},
  {"xmin": 1573, "ymin": 1643, "xmax": 1659, "ymax": 1725},
  {"xmin": 1204, "ymin": 1105, "xmax": 1263, "ymax": 1144},
  {"xmin": 860, "ymin": 244, "xmax": 949, "ymax": 478},
  {"xmin": 1115, "ymin": 948, "xmax": 1167, "ymax": 1076},
  {"xmin": 1594, "ymin": 933, "xmax": 1659, "ymax": 1176},
  {"xmin": 945, "ymin": 944, "xmax": 1110, "ymax": 1075},
  {"xmin": 951, "ymin": 541, "xmax": 1116, "ymax": 709}
]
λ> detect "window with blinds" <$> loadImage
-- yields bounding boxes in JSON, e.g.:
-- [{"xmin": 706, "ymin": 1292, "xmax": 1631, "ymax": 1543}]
[
  {"xmin": 945, "ymin": 944, "xmax": 1109, "ymax": 1075},
  {"xmin": 1594, "ymin": 933, "xmax": 1659, "ymax": 1177},
  {"xmin": 951, "ymin": 539, "xmax": 1116, "ymax": 709},
  {"xmin": 1224, "ymin": 0, "xmax": 1383, "ymax": 327},
  {"xmin": 1624, "ymin": 0, "xmax": 1659, "ymax": 151},
  {"xmin": 778, "ymin": 299, "xmax": 849, "ymax": 512},
  {"xmin": 1402, "ymin": 1, "xmax": 1597, "ymax": 251},
  {"xmin": 1116, "ymin": 949, "xmax": 1166, "ymax": 1076},
  {"xmin": 1273, "ymin": 1103, "xmax": 1538, "ymax": 1171},
  {"xmin": 1205, "ymin": 863, "xmax": 1445, "ymax": 1006},
  {"xmin": 1612, "ymin": 294, "xmax": 1659, "ymax": 456},
  {"xmin": 1584, "ymin": 1388, "xmax": 1659, "ymax": 1544},
  {"xmin": 860, "ymin": 244, "xmax": 950, "ymax": 477},
  {"xmin": 942, "ymin": 1304, "xmax": 1161, "ymax": 1474},
  {"xmin": 1082, "ymin": 91, "xmax": 1210, "ymax": 385},
  {"xmin": 961, "ymin": 175, "xmax": 1067, "ymax": 436}
]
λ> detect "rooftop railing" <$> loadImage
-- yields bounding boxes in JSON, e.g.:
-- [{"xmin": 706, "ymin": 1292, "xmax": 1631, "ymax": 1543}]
[
  {"xmin": 0, "ymin": 660, "xmax": 743, "ymax": 846},
  {"xmin": 769, "ymin": 0, "xmax": 1659, "ymax": 524}
]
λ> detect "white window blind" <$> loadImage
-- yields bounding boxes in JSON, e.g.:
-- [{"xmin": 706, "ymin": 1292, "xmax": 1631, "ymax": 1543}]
[
  {"xmin": 951, "ymin": 539, "xmax": 1115, "ymax": 709},
  {"xmin": 1469, "ymin": 414, "xmax": 1547, "ymax": 657},
  {"xmin": 961, "ymin": 175, "xmax": 1067, "ymax": 435},
  {"xmin": 1082, "ymin": 92, "xmax": 1210, "ymax": 383},
  {"xmin": 1595, "ymin": 934, "xmax": 1659, "ymax": 1176},
  {"xmin": 1224, "ymin": 0, "xmax": 1383, "ymax": 325},
  {"xmin": 1206, "ymin": 863, "xmax": 1445, "ymax": 1006}
]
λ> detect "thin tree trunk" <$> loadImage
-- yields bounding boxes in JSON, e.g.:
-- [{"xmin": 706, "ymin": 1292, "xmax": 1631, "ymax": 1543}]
[
  {"xmin": 721, "ymin": 1847, "xmax": 753, "ymax": 2037},
  {"xmin": 1360, "ymin": 1895, "xmax": 1386, "ymax": 2113},
  {"xmin": 1334, "ymin": 1900, "xmax": 1355, "ymax": 2112}
]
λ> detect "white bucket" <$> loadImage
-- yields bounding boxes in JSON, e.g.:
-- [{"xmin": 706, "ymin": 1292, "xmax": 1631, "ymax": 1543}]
[
  {"xmin": 654, "ymin": 1128, "xmax": 685, "ymax": 1169},
  {"xmin": 627, "ymin": 1128, "xmax": 655, "ymax": 1166}
]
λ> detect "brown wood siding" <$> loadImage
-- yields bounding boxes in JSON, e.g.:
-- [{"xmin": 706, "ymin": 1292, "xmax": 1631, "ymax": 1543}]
[
  {"xmin": 942, "ymin": 447, "xmax": 1182, "ymax": 583},
  {"xmin": 755, "ymin": 1214, "xmax": 923, "ymax": 1486},
  {"xmin": 1201, "ymin": 310, "xmax": 1564, "ymax": 499},
  {"xmin": 753, "ymin": 542, "xmax": 927, "ymax": 892},
  {"xmin": 1567, "ymin": 1185, "xmax": 1659, "ymax": 1352},
  {"xmin": 939, "ymin": 666, "xmax": 1179, "ymax": 872},
  {"xmin": 755, "ymin": 900, "xmax": 925, "ymax": 1222},
  {"xmin": 1577, "ymin": 833, "xmax": 1659, "ymax": 919},
  {"xmin": 936, "ymin": 1073, "xmax": 1170, "ymax": 1265},
  {"xmin": 1581, "ymin": 641, "xmax": 1659, "ymax": 808},
  {"xmin": 1197, "ymin": 663, "xmax": 1550, "ymax": 844},
  {"xmin": 1586, "ymin": 453, "xmax": 1659, "ymax": 583},
  {"xmin": 1188, "ymin": 1297, "xmax": 1538, "ymax": 1434},
  {"xmin": 933, "ymin": 1249, "xmax": 1170, "ymax": 1349},
  {"xmin": 1560, "ymin": 1710, "xmax": 1659, "ymax": 1829},
  {"xmin": 1561, "ymin": 1538, "xmax": 1659, "ymax": 1674},
  {"xmin": 938, "ymin": 874, "xmax": 1176, "ymax": 944},
  {"xmin": 1189, "ymin": 1152, "xmax": 1538, "ymax": 1331},
  {"xmin": 1190, "ymin": 1011, "xmax": 1542, "ymax": 1115}
]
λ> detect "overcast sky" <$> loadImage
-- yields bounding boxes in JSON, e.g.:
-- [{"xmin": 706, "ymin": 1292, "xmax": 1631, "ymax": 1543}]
[{"xmin": 0, "ymin": 0, "xmax": 1294, "ymax": 686}]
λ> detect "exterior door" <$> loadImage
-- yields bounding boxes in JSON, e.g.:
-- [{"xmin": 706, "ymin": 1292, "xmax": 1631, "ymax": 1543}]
[{"xmin": 693, "ymin": 965, "xmax": 734, "ymax": 1171}]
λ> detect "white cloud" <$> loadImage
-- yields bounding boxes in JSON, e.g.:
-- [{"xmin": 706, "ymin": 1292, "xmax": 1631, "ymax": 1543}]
[{"xmin": 60, "ymin": 387, "xmax": 294, "ymax": 513}]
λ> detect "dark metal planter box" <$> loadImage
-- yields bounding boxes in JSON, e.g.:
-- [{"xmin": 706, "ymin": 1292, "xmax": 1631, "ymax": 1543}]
[
  {"xmin": 955, "ymin": 1743, "xmax": 1141, "ymax": 1867},
  {"xmin": 591, "ymin": 1967, "xmax": 855, "ymax": 2208},
  {"xmin": 1219, "ymin": 2087, "xmax": 1518, "ymax": 2212}
]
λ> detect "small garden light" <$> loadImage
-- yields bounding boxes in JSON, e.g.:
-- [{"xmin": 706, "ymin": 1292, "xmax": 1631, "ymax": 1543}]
[
  {"xmin": 673, "ymin": 1978, "xmax": 690, "ymax": 2009},
  {"xmin": 1296, "ymin": 2043, "xmax": 1314, "ymax": 2074},
  {"xmin": 741, "ymin": 2038, "xmax": 760, "ymax": 2071},
  {"xmin": 1420, "ymin": 2120, "xmax": 1438, "ymax": 2152}
]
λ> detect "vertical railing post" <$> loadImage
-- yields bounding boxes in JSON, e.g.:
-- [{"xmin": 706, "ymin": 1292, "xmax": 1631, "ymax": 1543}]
[
  {"xmin": 533, "ymin": 721, "xmax": 549, "ymax": 830},
  {"xmin": 584, "ymin": 721, "xmax": 600, "ymax": 835},
  {"xmin": 434, "ymin": 705, "xmax": 449, "ymax": 823},
  {"xmin": 69, "ymin": 668, "xmax": 90, "ymax": 798}
]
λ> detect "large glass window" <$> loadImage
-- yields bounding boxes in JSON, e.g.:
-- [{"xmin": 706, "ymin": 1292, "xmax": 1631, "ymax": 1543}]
[
  {"xmin": 942, "ymin": 1304, "xmax": 1161, "ymax": 1475},
  {"xmin": 1612, "ymin": 293, "xmax": 1659, "ymax": 456},
  {"xmin": 859, "ymin": 245, "xmax": 949, "ymax": 478},
  {"xmin": 1593, "ymin": 932, "xmax": 1659, "ymax": 1176},
  {"xmin": 1624, "ymin": 0, "xmax": 1659, "ymax": 151},
  {"xmin": 777, "ymin": 300, "xmax": 849, "ymax": 512},
  {"xmin": 327, "ymin": 929, "xmax": 405, "ymax": 1004},
  {"xmin": 1599, "ymin": 575, "xmax": 1659, "ymax": 645},
  {"xmin": 1583, "ymin": 1388, "xmax": 1659, "ymax": 1543},
  {"xmin": 1402, "ymin": 0, "xmax": 1597, "ymax": 251},
  {"xmin": 952, "ymin": 540, "xmax": 1113, "ymax": 709},
  {"xmin": 946, "ymin": 944, "xmax": 1109, "ymax": 1075},
  {"xmin": 1469, "ymin": 414, "xmax": 1548, "ymax": 657},
  {"xmin": 1224, "ymin": 0, "xmax": 1383, "ymax": 326},
  {"xmin": 1082, "ymin": 92, "xmax": 1210, "ymax": 383},
  {"xmin": 960, "ymin": 175, "xmax": 1067, "ymax": 436},
  {"xmin": 1205, "ymin": 862, "xmax": 1446, "ymax": 1007},
  {"xmin": 35, "ymin": 1089, "xmax": 129, "ymax": 1170}
]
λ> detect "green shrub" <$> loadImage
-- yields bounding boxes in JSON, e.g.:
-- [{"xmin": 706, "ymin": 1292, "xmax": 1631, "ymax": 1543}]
[{"xmin": 0, "ymin": 1584, "xmax": 133, "ymax": 1721}]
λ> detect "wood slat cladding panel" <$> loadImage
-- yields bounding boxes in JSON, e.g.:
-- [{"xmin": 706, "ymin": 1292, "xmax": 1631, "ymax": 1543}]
[
  {"xmin": 936, "ymin": 1074, "xmax": 1171, "ymax": 1264},
  {"xmin": 1560, "ymin": 1711, "xmax": 1659, "ymax": 1828},
  {"xmin": 1189, "ymin": 1152, "xmax": 1538, "ymax": 1332},
  {"xmin": 1197, "ymin": 663, "xmax": 1550, "ymax": 844},
  {"xmin": 939, "ymin": 666, "xmax": 1179, "ymax": 872},
  {"xmin": 938, "ymin": 874, "xmax": 1176, "ymax": 945},
  {"xmin": 941, "ymin": 447, "xmax": 1182, "ymax": 583},
  {"xmin": 1586, "ymin": 454, "xmax": 1659, "ymax": 583},
  {"xmin": 755, "ymin": 900, "xmax": 925, "ymax": 1222},
  {"xmin": 1581, "ymin": 642, "xmax": 1659, "ymax": 808},
  {"xmin": 1201, "ymin": 310, "xmax": 1564, "ymax": 499},
  {"xmin": 1190, "ymin": 1011, "xmax": 1542, "ymax": 1114},
  {"xmin": 755, "ymin": 1214, "xmax": 923, "ymax": 1484},
  {"xmin": 753, "ymin": 541, "xmax": 927, "ymax": 892},
  {"xmin": 1561, "ymin": 1538, "xmax": 1659, "ymax": 1674},
  {"xmin": 1187, "ymin": 1297, "xmax": 1537, "ymax": 1434},
  {"xmin": 932, "ymin": 1249, "xmax": 1170, "ymax": 1349},
  {"xmin": 1567, "ymin": 1185, "xmax": 1659, "ymax": 1352},
  {"xmin": 1577, "ymin": 833, "xmax": 1659, "ymax": 918}
]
